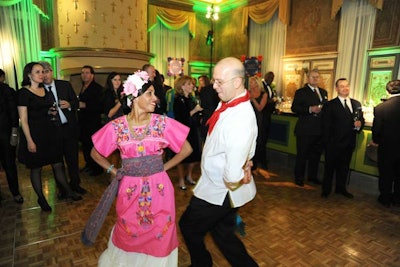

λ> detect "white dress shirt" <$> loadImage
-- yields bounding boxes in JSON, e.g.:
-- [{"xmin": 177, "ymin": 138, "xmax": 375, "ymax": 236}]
[
  {"xmin": 46, "ymin": 81, "xmax": 68, "ymax": 124},
  {"xmin": 338, "ymin": 96, "xmax": 353, "ymax": 113},
  {"xmin": 193, "ymin": 91, "xmax": 258, "ymax": 207}
]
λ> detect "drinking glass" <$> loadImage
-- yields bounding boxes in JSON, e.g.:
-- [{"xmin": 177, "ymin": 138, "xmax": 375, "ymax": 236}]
[
  {"xmin": 353, "ymin": 109, "xmax": 361, "ymax": 130},
  {"xmin": 49, "ymin": 102, "xmax": 58, "ymax": 121}
]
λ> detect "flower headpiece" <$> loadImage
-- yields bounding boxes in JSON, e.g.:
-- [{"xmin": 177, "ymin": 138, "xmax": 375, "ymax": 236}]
[{"xmin": 122, "ymin": 70, "xmax": 150, "ymax": 100}]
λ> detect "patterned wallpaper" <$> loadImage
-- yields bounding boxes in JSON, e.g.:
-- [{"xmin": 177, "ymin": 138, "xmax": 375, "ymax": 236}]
[{"xmin": 56, "ymin": 0, "xmax": 148, "ymax": 50}]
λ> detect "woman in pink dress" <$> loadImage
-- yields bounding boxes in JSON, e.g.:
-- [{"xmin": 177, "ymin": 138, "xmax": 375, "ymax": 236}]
[{"xmin": 85, "ymin": 70, "xmax": 192, "ymax": 266}]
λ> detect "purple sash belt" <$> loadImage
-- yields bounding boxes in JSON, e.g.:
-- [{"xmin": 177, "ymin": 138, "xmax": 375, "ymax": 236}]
[{"xmin": 81, "ymin": 154, "xmax": 164, "ymax": 246}]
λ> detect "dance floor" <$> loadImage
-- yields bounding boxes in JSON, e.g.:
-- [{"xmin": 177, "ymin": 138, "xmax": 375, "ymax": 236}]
[{"xmin": 0, "ymin": 150, "xmax": 399, "ymax": 267}]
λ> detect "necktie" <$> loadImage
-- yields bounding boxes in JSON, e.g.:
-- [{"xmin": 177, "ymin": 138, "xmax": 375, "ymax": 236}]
[
  {"xmin": 47, "ymin": 86, "xmax": 68, "ymax": 124},
  {"xmin": 313, "ymin": 87, "xmax": 321, "ymax": 101},
  {"xmin": 344, "ymin": 99, "xmax": 352, "ymax": 114},
  {"xmin": 47, "ymin": 86, "xmax": 56, "ymax": 102},
  {"xmin": 206, "ymin": 91, "xmax": 250, "ymax": 134}
]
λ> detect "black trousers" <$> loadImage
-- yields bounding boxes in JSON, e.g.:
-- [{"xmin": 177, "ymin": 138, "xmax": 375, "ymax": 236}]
[
  {"xmin": 60, "ymin": 124, "xmax": 80, "ymax": 187},
  {"xmin": 0, "ymin": 134, "xmax": 20, "ymax": 196},
  {"xmin": 294, "ymin": 134, "xmax": 323, "ymax": 182},
  {"xmin": 377, "ymin": 149, "xmax": 400, "ymax": 203},
  {"xmin": 79, "ymin": 122, "xmax": 102, "ymax": 171},
  {"xmin": 322, "ymin": 146, "xmax": 353, "ymax": 194},
  {"xmin": 179, "ymin": 195, "xmax": 258, "ymax": 267}
]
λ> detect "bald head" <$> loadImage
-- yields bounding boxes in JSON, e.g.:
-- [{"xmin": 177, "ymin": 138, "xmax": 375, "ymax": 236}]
[
  {"xmin": 213, "ymin": 57, "xmax": 246, "ymax": 102},
  {"xmin": 214, "ymin": 57, "xmax": 245, "ymax": 81}
]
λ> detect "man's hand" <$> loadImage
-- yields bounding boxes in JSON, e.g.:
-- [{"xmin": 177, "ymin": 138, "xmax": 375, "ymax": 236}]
[
  {"xmin": 59, "ymin": 99, "xmax": 71, "ymax": 109},
  {"xmin": 240, "ymin": 160, "xmax": 253, "ymax": 184},
  {"xmin": 310, "ymin": 105, "xmax": 322, "ymax": 114},
  {"xmin": 368, "ymin": 141, "xmax": 379, "ymax": 147}
]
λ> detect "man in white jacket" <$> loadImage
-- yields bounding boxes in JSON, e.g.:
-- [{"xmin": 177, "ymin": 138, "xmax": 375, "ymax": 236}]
[{"xmin": 179, "ymin": 57, "xmax": 259, "ymax": 267}]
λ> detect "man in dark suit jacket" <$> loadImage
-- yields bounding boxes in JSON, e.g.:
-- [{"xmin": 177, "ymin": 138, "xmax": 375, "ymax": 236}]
[
  {"xmin": 199, "ymin": 83, "xmax": 219, "ymax": 142},
  {"xmin": 291, "ymin": 69, "xmax": 328, "ymax": 186},
  {"xmin": 321, "ymin": 78, "xmax": 364, "ymax": 199},
  {"xmin": 262, "ymin": 71, "xmax": 277, "ymax": 168},
  {"xmin": 40, "ymin": 62, "xmax": 87, "ymax": 196},
  {"xmin": 0, "ymin": 69, "xmax": 24, "ymax": 203},
  {"xmin": 371, "ymin": 80, "xmax": 400, "ymax": 207},
  {"xmin": 78, "ymin": 65, "xmax": 104, "ymax": 176}
]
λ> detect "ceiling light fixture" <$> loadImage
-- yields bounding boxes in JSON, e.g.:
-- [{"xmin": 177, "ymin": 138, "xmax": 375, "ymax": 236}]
[{"xmin": 206, "ymin": 4, "xmax": 219, "ymax": 21}]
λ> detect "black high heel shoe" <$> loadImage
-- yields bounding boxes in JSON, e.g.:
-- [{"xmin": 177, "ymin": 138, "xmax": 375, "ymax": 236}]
[
  {"xmin": 38, "ymin": 198, "xmax": 52, "ymax": 212},
  {"xmin": 13, "ymin": 194, "xmax": 24, "ymax": 204},
  {"xmin": 67, "ymin": 192, "xmax": 83, "ymax": 201}
]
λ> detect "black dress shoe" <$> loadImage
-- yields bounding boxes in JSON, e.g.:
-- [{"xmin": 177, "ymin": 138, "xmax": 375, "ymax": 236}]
[
  {"xmin": 295, "ymin": 180, "xmax": 304, "ymax": 187},
  {"xmin": 310, "ymin": 179, "xmax": 322, "ymax": 185},
  {"xmin": 72, "ymin": 185, "xmax": 87, "ymax": 195},
  {"xmin": 321, "ymin": 192, "xmax": 329, "ymax": 198},
  {"xmin": 337, "ymin": 191, "xmax": 354, "ymax": 199},
  {"xmin": 57, "ymin": 192, "xmax": 68, "ymax": 200},
  {"xmin": 377, "ymin": 196, "xmax": 391, "ymax": 208},
  {"xmin": 392, "ymin": 201, "xmax": 400, "ymax": 207},
  {"xmin": 67, "ymin": 193, "xmax": 83, "ymax": 201}
]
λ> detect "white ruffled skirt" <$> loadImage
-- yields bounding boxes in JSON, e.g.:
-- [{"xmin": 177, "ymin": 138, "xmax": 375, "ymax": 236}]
[{"xmin": 98, "ymin": 230, "xmax": 178, "ymax": 267}]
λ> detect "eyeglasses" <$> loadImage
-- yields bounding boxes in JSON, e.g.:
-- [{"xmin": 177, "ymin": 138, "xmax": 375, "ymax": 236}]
[{"xmin": 211, "ymin": 77, "xmax": 241, "ymax": 86}]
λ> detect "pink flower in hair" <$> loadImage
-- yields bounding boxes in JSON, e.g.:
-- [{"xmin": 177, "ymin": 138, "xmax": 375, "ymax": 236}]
[{"xmin": 123, "ymin": 70, "xmax": 149, "ymax": 99}]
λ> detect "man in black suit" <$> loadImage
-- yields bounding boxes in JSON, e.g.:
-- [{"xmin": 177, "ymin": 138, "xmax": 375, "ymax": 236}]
[
  {"xmin": 199, "ymin": 82, "xmax": 219, "ymax": 142},
  {"xmin": 0, "ymin": 69, "xmax": 24, "ymax": 203},
  {"xmin": 291, "ymin": 69, "xmax": 328, "ymax": 186},
  {"xmin": 78, "ymin": 65, "xmax": 104, "ymax": 176},
  {"xmin": 321, "ymin": 78, "xmax": 364, "ymax": 199},
  {"xmin": 262, "ymin": 71, "xmax": 277, "ymax": 168},
  {"xmin": 40, "ymin": 62, "xmax": 87, "ymax": 196},
  {"xmin": 371, "ymin": 80, "xmax": 400, "ymax": 207}
]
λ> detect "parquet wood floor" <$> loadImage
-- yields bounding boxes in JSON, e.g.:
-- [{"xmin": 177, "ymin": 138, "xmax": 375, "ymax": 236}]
[{"xmin": 0, "ymin": 151, "xmax": 399, "ymax": 267}]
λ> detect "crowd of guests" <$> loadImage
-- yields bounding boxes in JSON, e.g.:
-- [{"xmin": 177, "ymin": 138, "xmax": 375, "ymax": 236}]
[{"xmin": 1, "ymin": 56, "xmax": 399, "ymax": 266}]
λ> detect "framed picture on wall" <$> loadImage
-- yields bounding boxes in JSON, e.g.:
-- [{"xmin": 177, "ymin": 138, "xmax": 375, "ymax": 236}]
[
  {"xmin": 318, "ymin": 70, "xmax": 334, "ymax": 100},
  {"xmin": 366, "ymin": 70, "xmax": 392, "ymax": 104},
  {"xmin": 311, "ymin": 60, "xmax": 335, "ymax": 71},
  {"xmin": 283, "ymin": 73, "xmax": 302, "ymax": 99},
  {"xmin": 370, "ymin": 56, "xmax": 396, "ymax": 68}
]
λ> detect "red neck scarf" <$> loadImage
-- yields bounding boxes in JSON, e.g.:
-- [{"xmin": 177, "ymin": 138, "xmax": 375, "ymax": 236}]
[{"xmin": 206, "ymin": 91, "xmax": 250, "ymax": 134}]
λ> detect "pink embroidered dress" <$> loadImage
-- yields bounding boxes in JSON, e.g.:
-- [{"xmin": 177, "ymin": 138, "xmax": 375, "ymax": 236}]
[{"xmin": 92, "ymin": 114, "xmax": 189, "ymax": 265}]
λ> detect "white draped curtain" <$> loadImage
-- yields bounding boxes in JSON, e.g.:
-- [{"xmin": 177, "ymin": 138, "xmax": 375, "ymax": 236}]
[
  {"xmin": 149, "ymin": 18, "xmax": 189, "ymax": 86},
  {"xmin": 248, "ymin": 11, "xmax": 286, "ymax": 94},
  {"xmin": 0, "ymin": 0, "xmax": 42, "ymax": 89},
  {"xmin": 335, "ymin": 0, "xmax": 376, "ymax": 100}
]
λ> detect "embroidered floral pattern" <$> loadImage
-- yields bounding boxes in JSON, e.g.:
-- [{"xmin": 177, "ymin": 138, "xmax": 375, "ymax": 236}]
[
  {"xmin": 156, "ymin": 215, "xmax": 172, "ymax": 239},
  {"xmin": 137, "ymin": 178, "xmax": 154, "ymax": 227},
  {"xmin": 113, "ymin": 117, "xmax": 130, "ymax": 143},
  {"xmin": 137, "ymin": 142, "xmax": 145, "ymax": 156},
  {"xmin": 157, "ymin": 183, "xmax": 165, "ymax": 196},
  {"xmin": 121, "ymin": 218, "xmax": 138, "ymax": 238},
  {"xmin": 126, "ymin": 185, "xmax": 137, "ymax": 200},
  {"xmin": 149, "ymin": 116, "xmax": 167, "ymax": 137}
]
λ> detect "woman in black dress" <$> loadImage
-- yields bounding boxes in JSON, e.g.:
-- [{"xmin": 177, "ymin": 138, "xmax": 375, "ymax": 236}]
[
  {"xmin": 102, "ymin": 72, "xmax": 124, "ymax": 122},
  {"xmin": 102, "ymin": 72, "xmax": 124, "ymax": 182},
  {"xmin": 248, "ymin": 75, "xmax": 270, "ymax": 179},
  {"xmin": 173, "ymin": 75, "xmax": 203, "ymax": 190},
  {"xmin": 17, "ymin": 62, "xmax": 81, "ymax": 212}
]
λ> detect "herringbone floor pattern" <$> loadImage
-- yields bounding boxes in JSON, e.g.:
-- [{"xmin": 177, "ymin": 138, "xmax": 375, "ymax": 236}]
[{"xmin": 0, "ymin": 151, "xmax": 399, "ymax": 267}]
